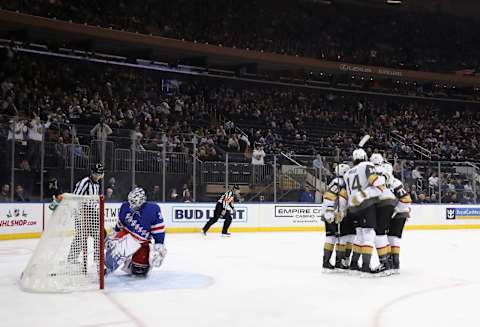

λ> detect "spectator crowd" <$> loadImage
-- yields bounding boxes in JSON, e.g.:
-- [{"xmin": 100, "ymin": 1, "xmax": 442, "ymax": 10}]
[
  {"xmin": 1, "ymin": 50, "xmax": 480, "ymax": 203},
  {"xmin": 3, "ymin": 0, "xmax": 480, "ymax": 73}
]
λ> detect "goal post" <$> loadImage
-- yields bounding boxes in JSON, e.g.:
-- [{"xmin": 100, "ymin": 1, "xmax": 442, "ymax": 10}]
[{"xmin": 20, "ymin": 194, "xmax": 105, "ymax": 292}]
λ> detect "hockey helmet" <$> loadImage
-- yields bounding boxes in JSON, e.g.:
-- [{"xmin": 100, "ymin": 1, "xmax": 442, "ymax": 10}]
[
  {"xmin": 335, "ymin": 163, "xmax": 350, "ymax": 177},
  {"xmin": 352, "ymin": 148, "xmax": 368, "ymax": 162},
  {"xmin": 128, "ymin": 187, "xmax": 147, "ymax": 210},
  {"xmin": 382, "ymin": 162, "xmax": 393, "ymax": 175},
  {"xmin": 370, "ymin": 153, "xmax": 384, "ymax": 165},
  {"xmin": 232, "ymin": 184, "xmax": 241, "ymax": 195},
  {"xmin": 91, "ymin": 163, "xmax": 105, "ymax": 175}
]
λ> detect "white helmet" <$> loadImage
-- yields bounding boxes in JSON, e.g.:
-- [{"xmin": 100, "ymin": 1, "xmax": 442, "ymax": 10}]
[
  {"xmin": 335, "ymin": 163, "xmax": 350, "ymax": 177},
  {"xmin": 370, "ymin": 153, "xmax": 384, "ymax": 165},
  {"xmin": 352, "ymin": 148, "xmax": 368, "ymax": 162},
  {"xmin": 128, "ymin": 187, "xmax": 147, "ymax": 210},
  {"xmin": 382, "ymin": 162, "xmax": 393, "ymax": 175}
]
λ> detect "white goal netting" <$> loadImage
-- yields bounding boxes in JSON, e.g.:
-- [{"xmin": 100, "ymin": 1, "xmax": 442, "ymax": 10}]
[{"xmin": 20, "ymin": 194, "xmax": 105, "ymax": 292}]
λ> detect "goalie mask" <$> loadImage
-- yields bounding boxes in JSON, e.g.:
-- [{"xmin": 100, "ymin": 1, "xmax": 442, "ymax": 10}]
[{"xmin": 128, "ymin": 187, "xmax": 147, "ymax": 210}]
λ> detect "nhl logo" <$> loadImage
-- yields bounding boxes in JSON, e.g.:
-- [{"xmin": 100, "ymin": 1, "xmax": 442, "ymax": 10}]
[{"xmin": 446, "ymin": 208, "xmax": 456, "ymax": 220}]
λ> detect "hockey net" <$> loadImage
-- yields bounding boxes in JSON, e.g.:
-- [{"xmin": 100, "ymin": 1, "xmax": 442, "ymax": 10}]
[{"xmin": 20, "ymin": 194, "xmax": 105, "ymax": 292}]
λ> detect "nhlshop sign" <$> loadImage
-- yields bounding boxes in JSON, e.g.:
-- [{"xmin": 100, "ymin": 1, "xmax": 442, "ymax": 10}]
[
  {"xmin": 0, "ymin": 203, "xmax": 42, "ymax": 234},
  {"xmin": 171, "ymin": 205, "xmax": 248, "ymax": 223}
]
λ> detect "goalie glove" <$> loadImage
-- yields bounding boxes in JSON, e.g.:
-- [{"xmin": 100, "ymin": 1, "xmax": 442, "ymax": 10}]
[
  {"xmin": 323, "ymin": 208, "xmax": 335, "ymax": 223},
  {"xmin": 151, "ymin": 243, "xmax": 167, "ymax": 267}
]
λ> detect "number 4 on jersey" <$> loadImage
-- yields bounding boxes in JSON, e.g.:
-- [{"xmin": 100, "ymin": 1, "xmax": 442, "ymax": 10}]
[{"xmin": 347, "ymin": 175, "xmax": 361, "ymax": 193}]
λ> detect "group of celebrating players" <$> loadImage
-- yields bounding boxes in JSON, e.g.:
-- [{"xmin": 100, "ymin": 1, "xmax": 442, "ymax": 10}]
[{"xmin": 321, "ymin": 142, "xmax": 412, "ymax": 276}]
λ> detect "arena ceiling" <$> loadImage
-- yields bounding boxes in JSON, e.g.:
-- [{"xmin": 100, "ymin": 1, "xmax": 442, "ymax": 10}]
[{"xmin": 321, "ymin": 0, "xmax": 480, "ymax": 17}]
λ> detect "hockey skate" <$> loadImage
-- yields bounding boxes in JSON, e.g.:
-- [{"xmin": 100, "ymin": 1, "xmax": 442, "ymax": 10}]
[
  {"xmin": 221, "ymin": 232, "xmax": 231, "ymax": 237},
  {"xmin": 322, "ymin": 261, "xmax": 336, "ymax": 273},
  {"xmin": 334, "ymin": 259, "xmax": 349, "ymax": 272},
  {"xmin": 390, "ymin": 262, "xmax": 400, "ymax": 275},
  {"xmin": 348, "ymin": 262, "xmax": 361, "ymax": 275},
  {"xmin": 360, "ymin": 263, "xmax": 391, "ymax": 278}
]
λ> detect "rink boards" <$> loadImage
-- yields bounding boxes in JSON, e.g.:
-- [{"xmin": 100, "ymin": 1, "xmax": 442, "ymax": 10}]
[{"xmin": 1, "ymin": 203, "xmax": 480, "ymax": 240}]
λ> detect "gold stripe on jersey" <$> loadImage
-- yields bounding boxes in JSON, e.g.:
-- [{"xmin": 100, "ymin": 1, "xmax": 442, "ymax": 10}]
[
  {"xmin": 339, "ymin": 189, "xmax": 348, "ymax": 199},
  {"xmin": 367, "ymin": 174, "xmax": 379, "ymax": 185},
  {"xmin": 400, "ymin": 195, "xmax": 412, "ymax": 203},
  {"xmin": 324, "ymin": 191, "xmax": 337, "ymax": 201},
  {"xmin": 336, "ymin": 244, "xmax": 346, "ymax": 252}
]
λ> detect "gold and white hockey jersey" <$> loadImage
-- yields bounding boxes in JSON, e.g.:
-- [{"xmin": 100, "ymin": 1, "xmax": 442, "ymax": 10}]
[
  {"xmin": 322, "ymin": 177, "xmax": 346, "ymax": 212},
  {"xmin": 391, "ymin": 177, "xmax": 412, "ymax": 219},
  {"xmin": 343, "ymin": 161, "xmax": 385, "ymax": 213},
  {"xmin": 373, "ymin": 165, "xmax": 397, "ymax": 207},
  {"xmin": 321, "ymin": 176, "xmax": 348, "ymax": 223}
]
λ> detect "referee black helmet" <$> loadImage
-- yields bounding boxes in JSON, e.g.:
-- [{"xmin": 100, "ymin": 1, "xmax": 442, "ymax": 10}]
[{"xmin": 91, "ymin": 163, "xmax": 105, "ymax": 175}]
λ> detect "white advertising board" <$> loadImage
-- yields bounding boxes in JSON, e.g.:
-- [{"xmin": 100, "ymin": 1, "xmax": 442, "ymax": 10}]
[
  {"xmin": 0, "ymin": 203, "xmax": 43, "ymax": 238},
  {"xmin": 4, "ymin": 202, "xmax": 480, "ymax": 240}
]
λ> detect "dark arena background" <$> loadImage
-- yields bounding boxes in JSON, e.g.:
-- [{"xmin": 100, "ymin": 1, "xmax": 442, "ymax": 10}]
[{"xmin": 1, "ymin": 1, "xmax": 480, "ymax": 326}]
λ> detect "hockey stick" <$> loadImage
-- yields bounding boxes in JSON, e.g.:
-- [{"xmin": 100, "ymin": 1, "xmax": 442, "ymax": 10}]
[{"xmin": 358, "ymin": 134, "xmax": 371, "ymax": 148}]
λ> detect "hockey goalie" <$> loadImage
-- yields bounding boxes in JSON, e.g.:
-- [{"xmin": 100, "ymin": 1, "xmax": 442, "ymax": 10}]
[{"xmin": 105, "ymin": 188, "xmax": 167, "ymax": 277}]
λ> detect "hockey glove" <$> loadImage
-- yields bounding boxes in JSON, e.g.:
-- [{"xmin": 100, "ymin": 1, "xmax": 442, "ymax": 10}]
[
  {"xmin": 151, "ymin": 243, "xmax": 167, "ymax": 267},
  {"xmin": 334, "ymin": 210, "xmax": 345, "ymax": 224},
  {"xmin": 323, "ymin": 208, "xmax": 335, "ymax": 223}
]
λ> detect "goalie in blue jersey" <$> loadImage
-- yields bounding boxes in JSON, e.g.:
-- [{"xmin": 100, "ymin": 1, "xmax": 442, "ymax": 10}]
[{"xmin": 105, "ymin": 188, "xmax": 167, "ymax": 276}]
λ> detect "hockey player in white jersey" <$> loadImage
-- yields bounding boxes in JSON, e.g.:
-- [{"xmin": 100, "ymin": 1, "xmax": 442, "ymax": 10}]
[
  {"xmin": 382, "ymin": 162, "xmax": 412, "ymax": 274},
  {"xmin": 105, "ymin": 188, "xmax": 167, "ymax": 276},
  {"xmin": 321, "ymin": 163, "xmax": 350, "ymax": 271},
  {"xmin": 343, "ymin": 147, "xmax": 386, "ymax": 274},
  {"xmin": 370, "ymin": 153, "xmax": 397, "ymax": 273}
]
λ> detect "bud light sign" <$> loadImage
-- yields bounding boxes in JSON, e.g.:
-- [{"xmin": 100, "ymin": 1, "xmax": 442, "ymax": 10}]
[{"xmin": 172, "ymin": 205, "xmax": 248, "ymax": 223}]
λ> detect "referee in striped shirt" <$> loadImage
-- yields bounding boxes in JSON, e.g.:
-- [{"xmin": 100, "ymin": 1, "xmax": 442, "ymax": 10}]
[
  {"xmin": 73, "ymin": 163, "xmax": 104, "ymax": 195},
  {"xmin": 202, "ymin": 185, "xmax": 240, "ymax": 236},
  {"xmin": 67, "ymin": 163, "xmax": 104, "ymax": 263}
]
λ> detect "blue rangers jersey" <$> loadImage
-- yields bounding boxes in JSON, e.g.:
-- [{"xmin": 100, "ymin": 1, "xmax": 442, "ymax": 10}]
[{"xmin": 113, "ymin": 202, "xmax": 166, "ymax": 244}]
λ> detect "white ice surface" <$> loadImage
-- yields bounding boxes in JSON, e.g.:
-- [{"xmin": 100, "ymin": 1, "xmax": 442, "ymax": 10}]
[{"xmin": 1, "ymin": 230, "xmax": 480, "ymax": 327}]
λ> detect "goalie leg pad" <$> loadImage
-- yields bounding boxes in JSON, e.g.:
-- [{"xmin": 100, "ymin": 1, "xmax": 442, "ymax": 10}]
[
  {"xmin": 131, "ymin": 242, "xmax": 150, "ymax": 276},
  {"xmin": 131, "ymin": 262, "xmax": 150, "ymax": 277},
  {"xmin": 105, "ymin": 231, "xmax": 142, "ymax": 274}
]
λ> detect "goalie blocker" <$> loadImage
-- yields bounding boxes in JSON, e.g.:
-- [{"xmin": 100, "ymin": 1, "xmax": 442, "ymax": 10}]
[{"xmin": 105, "ymin": 188, "xmax": 167, "ymax": 277}]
